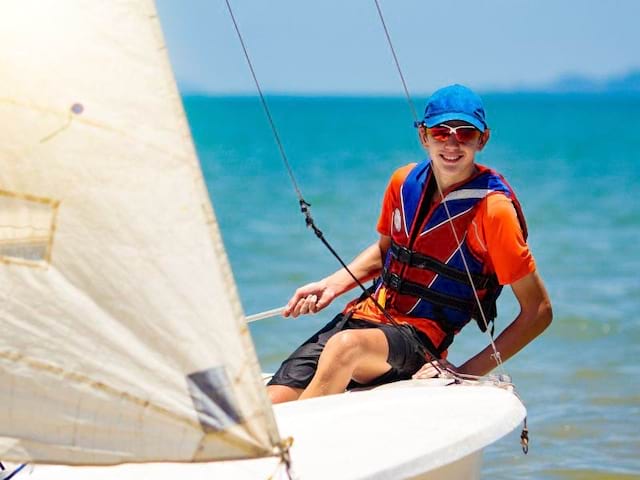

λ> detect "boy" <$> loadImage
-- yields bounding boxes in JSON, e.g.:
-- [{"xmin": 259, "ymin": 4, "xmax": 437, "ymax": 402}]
[{"xmin": 267, "ymin": 84, "xmax": 552, "ymax": 404}]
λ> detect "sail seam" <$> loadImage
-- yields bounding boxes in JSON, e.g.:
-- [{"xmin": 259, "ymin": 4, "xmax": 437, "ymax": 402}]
[{"xmin": 0, "ymin": 349, "xmax": 200, "ymax": 429}]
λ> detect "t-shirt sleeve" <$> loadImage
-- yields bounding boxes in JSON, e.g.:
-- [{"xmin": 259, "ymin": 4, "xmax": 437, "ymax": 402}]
[
  {"xmin": 480, "ymin": 193, "xmax": 536, "ymax": 285},
  {"xmin": 376, "ymin": 164, "xmax": 415, "ymax": 236}
]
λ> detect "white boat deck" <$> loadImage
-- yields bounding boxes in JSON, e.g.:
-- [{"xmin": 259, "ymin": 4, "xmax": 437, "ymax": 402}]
[{"xmin": 16, "ymin": 379, "xmax": 525, "ymax": 480}]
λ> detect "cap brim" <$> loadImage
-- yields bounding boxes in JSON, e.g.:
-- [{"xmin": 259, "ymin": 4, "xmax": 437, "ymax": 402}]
[{"xmin": 424, "ymin": 112, "xmax": 486, "ymax": 132}]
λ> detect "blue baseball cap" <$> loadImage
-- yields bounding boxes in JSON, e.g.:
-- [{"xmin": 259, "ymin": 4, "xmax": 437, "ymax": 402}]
[{"xmin": 421, "ymin": 84, "xmax": 487, "ymax": 132}]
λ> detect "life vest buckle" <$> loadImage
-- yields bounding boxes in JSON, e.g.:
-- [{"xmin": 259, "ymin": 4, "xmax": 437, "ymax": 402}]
[
  {"xmin": 385, "ymin": 272, "xmax": 404, "ymax": 291},
  {"xmin": 394, "ymin": 245, "xmax": 414, "ymax": 264}
]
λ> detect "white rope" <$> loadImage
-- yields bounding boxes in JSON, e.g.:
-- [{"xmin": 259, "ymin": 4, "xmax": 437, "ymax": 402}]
[{"xmin": 246, "ymin": 306, "xmax": 286, "ymax": 323}]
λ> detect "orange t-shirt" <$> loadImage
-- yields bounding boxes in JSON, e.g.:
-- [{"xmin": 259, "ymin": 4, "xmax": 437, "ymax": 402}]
[{"xmin": 346, "ymin": 163, "xmax": 536, "ymax": 348}]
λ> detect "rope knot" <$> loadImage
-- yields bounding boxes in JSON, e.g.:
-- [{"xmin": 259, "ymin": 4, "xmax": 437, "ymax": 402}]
[
  {"xmin": 520, "ymin": 419, "xmax": 529, "ymax": 454},
  {"xmin": 299, "ymin": 199, "xmax": 314, "ymax": 228},
  {"xmin": 269, "ymin": 436, "xmax": 296, "ymax": 480}
]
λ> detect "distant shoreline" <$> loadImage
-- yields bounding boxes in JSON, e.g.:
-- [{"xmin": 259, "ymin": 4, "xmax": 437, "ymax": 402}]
[
  {"xmin": 179, "ymin": 69, "xmax": 640, "ymax": 98},
  {"xmin": 181, "ymin": 91, "xmax": 640, "ymax": 99}
]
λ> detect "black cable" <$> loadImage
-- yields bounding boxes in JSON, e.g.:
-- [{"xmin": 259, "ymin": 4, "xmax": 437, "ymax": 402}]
[
  {"xmin": 223, "ymin": 0, "xmax": 441, "ymax": 366},
  {"xmin": 3, "ymin": 464, "xmax": 27, "ymax": 480}
]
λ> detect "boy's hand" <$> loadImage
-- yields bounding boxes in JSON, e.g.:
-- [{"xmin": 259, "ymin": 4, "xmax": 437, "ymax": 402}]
[
  {"xmin": 283, "ymin": 280, "xmax": 337, "ymax": 317},
  {"xmin": 412, "ymin": 358, "xmax": 458, "ymax": 379}
]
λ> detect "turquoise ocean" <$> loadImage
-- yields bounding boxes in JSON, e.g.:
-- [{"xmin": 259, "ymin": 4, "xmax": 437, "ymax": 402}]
[{"xmin": 184, "ymin": 94, "xmax": 640, "ymax": 479}]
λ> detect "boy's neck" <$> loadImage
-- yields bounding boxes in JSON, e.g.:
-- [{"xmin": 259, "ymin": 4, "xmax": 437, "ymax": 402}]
[{"xmin": 432, "ymin": 164, "xmax": 477, "ymax": 192}]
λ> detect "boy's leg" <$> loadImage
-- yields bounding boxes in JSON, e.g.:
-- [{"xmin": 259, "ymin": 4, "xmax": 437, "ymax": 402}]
[
  {"xmin": 267, "ymin": 314, "xmax": 349, "ymax": 403},
  {"xmin": 298, "ymin": 328, "xmax": 391, "ymax": 400},
  {"xmin": 267, "ymin": 384, "xmax": 304, "ymax": 404}
]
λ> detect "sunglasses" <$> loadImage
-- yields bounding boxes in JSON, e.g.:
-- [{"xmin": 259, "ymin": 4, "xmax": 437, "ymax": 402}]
[{"xmin": 424, "ymin": 124, "xmax": 482, "ymax": 144}]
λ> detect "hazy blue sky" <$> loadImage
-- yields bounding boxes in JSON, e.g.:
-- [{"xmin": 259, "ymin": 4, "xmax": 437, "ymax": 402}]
[{"xmin": 156, "ymin": 1, "xmax": 640, "ymax": 95}]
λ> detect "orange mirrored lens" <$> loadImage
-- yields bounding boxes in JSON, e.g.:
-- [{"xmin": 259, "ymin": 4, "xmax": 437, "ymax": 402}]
[
  {"xmin": 456, "ymin": 128, "xmax": 481, "ymax": 143},
  {"xmin": 427, "ymin": 126, "xmax": 481, "ymax": 144},
  {"xmin": 427, "ymin": 127, "xmax": 453, "ymax": 142}
]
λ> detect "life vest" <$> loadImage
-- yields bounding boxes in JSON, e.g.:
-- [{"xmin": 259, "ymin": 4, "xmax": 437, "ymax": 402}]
[{"xmin": 378, "ymin": 160, "xmax": 528, "ymax": 340}]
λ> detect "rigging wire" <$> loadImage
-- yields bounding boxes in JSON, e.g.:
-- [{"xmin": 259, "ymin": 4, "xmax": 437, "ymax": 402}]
[
  {"xmin": 372, "ymin": 0, "xmax": 419, "ymax": 123},
  {"xmin": 223, "ymin": 0, "xmax": 303, "ymax": 201},
  {"xmin": 373, "ymin": 1, "xmax": 529, "ymax": 454},
  {"xmin": 372, "ymin": 0, "xmax": 506, "ymax": 376},
  {"xmin": 222, "ymin": 0, "xmax": 442, "ymax": 369}
]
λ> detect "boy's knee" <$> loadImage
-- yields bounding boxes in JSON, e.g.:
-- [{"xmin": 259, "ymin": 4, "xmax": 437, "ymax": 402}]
[
  {"xmin": 323, "ymin": 330, "xmax": 363, "ymax": 364},
  {"xmin": 267, "ymin": 384, "xmax": 302, "ymax": 404}
]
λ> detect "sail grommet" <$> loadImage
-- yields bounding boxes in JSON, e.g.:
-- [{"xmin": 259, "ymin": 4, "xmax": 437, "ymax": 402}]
[{"xmin": 71, "ymin": 103, "xmax": 84, "ymax": 115}]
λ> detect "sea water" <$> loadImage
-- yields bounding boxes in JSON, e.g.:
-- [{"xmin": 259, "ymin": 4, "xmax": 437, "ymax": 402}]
[{"xmin": 184, "ymin": 93, "xmax": 640, "ymax": 479}]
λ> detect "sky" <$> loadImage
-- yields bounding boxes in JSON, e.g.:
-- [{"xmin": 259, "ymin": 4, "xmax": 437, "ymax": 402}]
[{"xmin": 156, "ymin": 0, "xmax": 640, "ymax": 95}]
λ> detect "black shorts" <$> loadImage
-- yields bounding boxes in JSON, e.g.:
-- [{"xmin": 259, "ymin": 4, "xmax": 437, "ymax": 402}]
[{"xmin": 267, "ymin": 313, "xmax": 435, "ymax": 390}]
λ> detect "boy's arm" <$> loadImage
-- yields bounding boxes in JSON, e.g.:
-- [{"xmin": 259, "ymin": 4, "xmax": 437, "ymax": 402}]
[
  {"xmin": 283, "ymin": 235, "xmax": 391, "ymax": 318},
  {"xmin": 413, "ymin": 269, "xmax": 552, "ymax": 379},
  {"xmin": 457, "ymin": 270, "xmax": 552, "ymax": 376}
]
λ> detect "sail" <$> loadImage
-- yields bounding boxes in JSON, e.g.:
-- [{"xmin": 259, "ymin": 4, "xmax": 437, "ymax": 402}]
[{"xmin": 0, "ymin": 0, "xmax": 281, "ymax": 465}]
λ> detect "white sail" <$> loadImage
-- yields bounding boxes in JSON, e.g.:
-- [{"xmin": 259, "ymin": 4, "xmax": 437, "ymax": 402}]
[{"xmin": 0, "ymin": 0, "xmax": 281, "ymax": 465}]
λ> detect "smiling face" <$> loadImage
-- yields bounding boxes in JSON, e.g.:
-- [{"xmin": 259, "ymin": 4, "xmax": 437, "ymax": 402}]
[{"xmin": 419, "ymin": 120, "xmax": 490, "ymax": 190}]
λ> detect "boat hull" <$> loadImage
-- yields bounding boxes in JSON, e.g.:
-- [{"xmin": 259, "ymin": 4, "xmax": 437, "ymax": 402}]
[{"xmin": 10, "ymin": 379, "xmax": 524, "ymax": 480}]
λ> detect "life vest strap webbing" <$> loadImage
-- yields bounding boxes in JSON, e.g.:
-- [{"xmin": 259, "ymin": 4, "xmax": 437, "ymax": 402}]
[
  {"xmin": 382, "ymin": 271, "xmax": 473, "ymax": 312},
  {"xmin": 382, "ymin": 270, "xmax": 499, "ymax": 329},
  {"xmin": 389, "ymin": 242, "xmax": 498, "ymax": 290}
]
